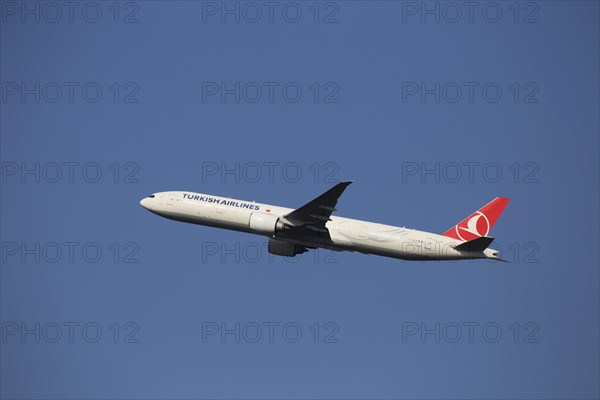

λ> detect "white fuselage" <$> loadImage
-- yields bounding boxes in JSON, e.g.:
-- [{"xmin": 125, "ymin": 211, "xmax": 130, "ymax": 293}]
[{"xmin": 140, "ymin": 191, "xmax": 500, "ymax": 261}]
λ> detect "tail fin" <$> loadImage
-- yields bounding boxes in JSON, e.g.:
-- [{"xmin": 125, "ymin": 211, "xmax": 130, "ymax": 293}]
[{"xmin": 442, "ymin": 197, "xmax": 510, "ymax": 241}]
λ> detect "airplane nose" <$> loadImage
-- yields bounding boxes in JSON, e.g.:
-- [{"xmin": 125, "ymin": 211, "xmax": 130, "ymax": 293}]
[{"xmin": 140, "ymin": 197, "xmax": 152, "ymax": 210}]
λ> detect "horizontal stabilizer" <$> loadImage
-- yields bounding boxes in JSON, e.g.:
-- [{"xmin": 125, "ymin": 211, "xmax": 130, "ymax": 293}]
[{"xmin": 454, "ymin": 236, "xmax": 494, "ymax": 252}]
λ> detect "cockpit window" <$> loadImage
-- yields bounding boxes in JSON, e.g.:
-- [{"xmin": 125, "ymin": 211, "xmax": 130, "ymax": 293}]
[{"xmin": 148, "ymin": 195, "xmax": 155, "ymax": 198}]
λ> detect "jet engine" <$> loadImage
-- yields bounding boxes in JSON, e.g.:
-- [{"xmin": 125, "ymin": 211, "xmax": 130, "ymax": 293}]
[
  {"xmin": 248, "ymin": 212, "xmax": 287, "ymax": 234},
  {"xmin": 268, "ymin": 238, "xmax": 307, "ymax": 257}
]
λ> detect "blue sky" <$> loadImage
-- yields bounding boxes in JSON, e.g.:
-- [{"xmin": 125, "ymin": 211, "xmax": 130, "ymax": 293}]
[{"xmin": 1, "ymin": 1, "xmax": 599, "ymax": 398}]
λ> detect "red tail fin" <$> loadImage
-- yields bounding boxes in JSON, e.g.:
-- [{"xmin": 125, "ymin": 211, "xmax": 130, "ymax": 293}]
[{"xmin": 442, "ymin": 197, "xmax": 510, "ymax": 241}]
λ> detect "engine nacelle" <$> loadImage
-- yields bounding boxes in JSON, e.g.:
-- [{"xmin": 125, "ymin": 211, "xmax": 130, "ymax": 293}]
[
  {"xmin": 268, "ymin": 238, "xmax": 307, "ymax": 257},
  {"xmin": 249, "ymin": 212, "xmax": 286, "ymax": 234}
]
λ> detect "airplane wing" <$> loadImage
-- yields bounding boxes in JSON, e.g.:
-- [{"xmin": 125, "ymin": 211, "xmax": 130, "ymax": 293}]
[
  {"xmin": 283, "ymin": 181, "xmax": 352, "ymax": 229},
  {"xmin": 276, "ymin": 181, "xmax": 352, "ymax": 243}
]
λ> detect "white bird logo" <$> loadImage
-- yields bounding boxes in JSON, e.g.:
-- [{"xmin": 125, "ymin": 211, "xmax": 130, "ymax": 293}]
[{"xmin": 457, "ymin": 212, "xmax": 490, "ymax": 239}]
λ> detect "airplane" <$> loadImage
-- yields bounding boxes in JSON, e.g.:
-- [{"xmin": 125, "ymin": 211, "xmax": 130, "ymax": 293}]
[{"xmin": 139, "ymin": 182, "xmax": 510, "ymax": 261}]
